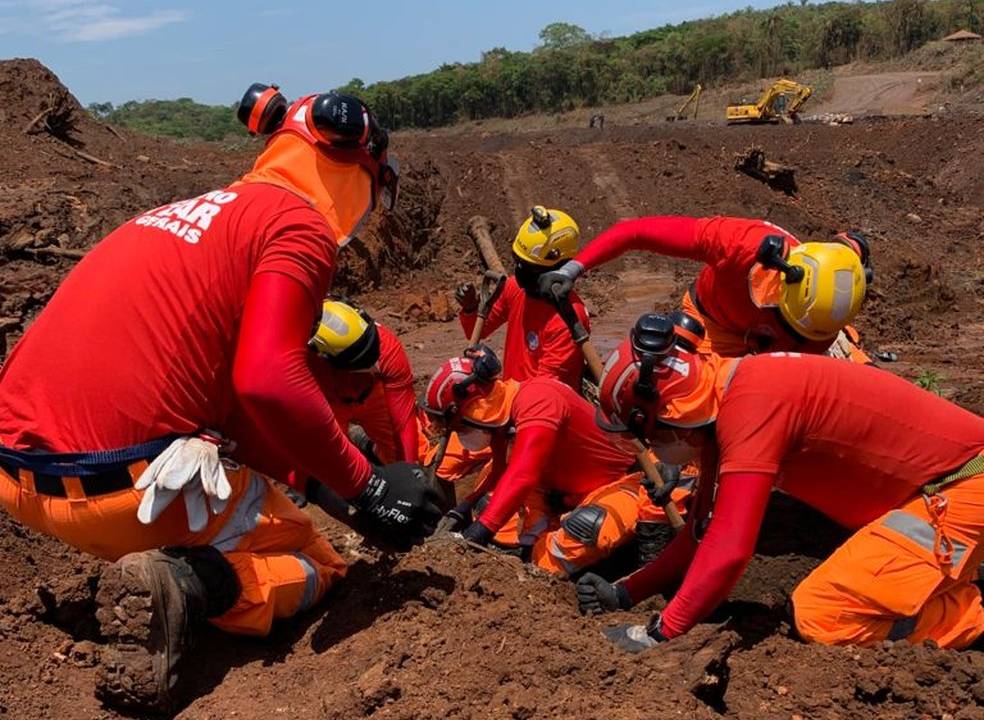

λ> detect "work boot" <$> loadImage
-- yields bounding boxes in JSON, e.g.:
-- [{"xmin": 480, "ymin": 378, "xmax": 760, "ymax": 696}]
[
  {"xmin": 636, "ymin": 520, "xmax": 674, "ymax": 566},
  {"xmin": 94, "ymin": 547, "xmax": 239, "ymax": 714}
]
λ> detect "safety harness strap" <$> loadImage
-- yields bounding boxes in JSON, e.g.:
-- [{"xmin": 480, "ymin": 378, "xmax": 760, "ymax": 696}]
[
  {"xmin": 923, "ymin": 454, "xmax": 984, "ymax": 497},
  {"xmin": 0, "ymin": 435, "xmax": 178, "ymax": 477}
]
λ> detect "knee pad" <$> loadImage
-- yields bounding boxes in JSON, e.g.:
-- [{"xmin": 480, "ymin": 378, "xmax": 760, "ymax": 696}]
[{"xmin": 561, "ymin": 504, "xmax": 607, "ymax": 546}]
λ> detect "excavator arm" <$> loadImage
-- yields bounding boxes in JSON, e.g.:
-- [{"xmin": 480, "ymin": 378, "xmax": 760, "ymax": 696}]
[
  {"xmin": 726, "ymin": 77, "xmax": 813, "ymax": 124},
  {"xmin": 667, "ymin": 84, "xmax": 703, "ymax": 122}
]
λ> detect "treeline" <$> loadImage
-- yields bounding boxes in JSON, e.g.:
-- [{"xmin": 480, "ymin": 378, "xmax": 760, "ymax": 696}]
[
  {"xmin": 339, "ymin": 0, "xmax": 980, "ymax": 128},
  {"xmin": 89, "ymin": 0, "xmax": 982, "ymax": 138},
  {"xmin": 87, "ymin": 98, "xmax": 246, "ymax": 142}
]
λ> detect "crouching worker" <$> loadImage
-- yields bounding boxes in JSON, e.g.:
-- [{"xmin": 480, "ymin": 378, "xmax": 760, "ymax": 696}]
[
  {"xmin": 440, "ymin": 207, "xmax": 591, "ymax": 484},
  {"xmin": 308, "ymin": 299, "xmax": 422, "ymax": 464},
  {"xmin": 0, "ymin": 86, "xmax": 440, "ymax": 713},
  {"xmin": 539, "ymin": 215, "xmax": 874, "ymax": 361},
  {"xmin": 580, "ymin": 313, "xmax": 984, "ymax": 651},
  {"xmin": 422, "ymin": 346, "xmax": 686, "ymax": 576}
]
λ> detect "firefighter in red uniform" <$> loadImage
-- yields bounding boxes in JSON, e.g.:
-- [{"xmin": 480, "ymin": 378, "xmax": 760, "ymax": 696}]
[
  {"xmin": 422, "ymin": 347, "xmax": 686, "ymax": 575},
  {"xmin": 0, "ymin": 85, "xmax": 441, "ymax": 712},
  {"xmin": 538, "ymin": 215, "xmax": 874, "ymax": 360},
  {"xmin": 441, "ymin": 207, "xmax": 591, "ymax": 482},
  {"xmin": 579, "ymin": 311, "xmax": 984, "ymax": 651},
  {"xmin": 308, "ymin": 300, "xmax": 420, "ymax": 464}
]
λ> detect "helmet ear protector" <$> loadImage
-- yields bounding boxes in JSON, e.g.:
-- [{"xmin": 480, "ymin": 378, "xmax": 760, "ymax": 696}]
[
  {"xmin": 309, "ymin": 303, "xmax": 381, "ymax": 371},
  {"xmin": 833, "ymin": 230, "xmax": 874, "ymax": 285},
  {"xmin": 758, "ymin": 232, "xmax": 875, "ymax": 287},
  {"xmin": 237, "ymin": 83, "xmax": 288, "ymax": 136},
  {"xmin": 237, "ymin": 84, "xmax": 396, "ymax": 211},
  {"xmin": 600, "ymin": 312, "xmax": 706, "ymax": 440},
  {"xmin": 452, "ymin": 344, "xmax": 502, "ymax": 399},
  {"xmin": 757, "ymin": 234, "xmax": 804, "ymax": 283}
]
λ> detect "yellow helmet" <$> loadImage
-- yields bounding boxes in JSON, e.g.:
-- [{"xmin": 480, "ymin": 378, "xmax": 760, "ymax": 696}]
[
  {"xmin": 309, "ymin": 300, "xmax": 380, "ymax": 369},
  {"xmin": 779, "ymin": 242, "xmax": 867, "ymax": 341},
  {"xmin": 512, "ymin": 206, "xmax": 580, "ymax": 267}
]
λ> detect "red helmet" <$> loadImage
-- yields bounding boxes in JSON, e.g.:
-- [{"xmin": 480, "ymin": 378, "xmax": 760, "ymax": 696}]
[
  {"xmin": 423, "ymin": 345, "xmax": 517, "ymax": 429},
  {"xmin": 597, "ymin": 314, "xmax": 737, "ymax": 441}
]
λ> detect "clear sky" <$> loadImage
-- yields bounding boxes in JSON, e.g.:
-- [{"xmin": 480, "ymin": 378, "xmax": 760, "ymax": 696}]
[{"xmin": 2, "ymin": 0, "xmax": 800, "ymax": 106}]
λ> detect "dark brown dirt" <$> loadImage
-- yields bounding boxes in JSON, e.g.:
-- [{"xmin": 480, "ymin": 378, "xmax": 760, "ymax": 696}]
[{"xmin": 1, "ymin": 58, "xmax": 983, "ymax": 719}]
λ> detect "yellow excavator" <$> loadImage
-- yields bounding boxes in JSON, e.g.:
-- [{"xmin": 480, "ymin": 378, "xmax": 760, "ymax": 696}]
[
  {"xmin": 666, "ymin": 84, "xmax": 702, "ymax": 121},
  {"xmin": 726, "ymin": 78, "xmax": 813, "ymax": 124}
]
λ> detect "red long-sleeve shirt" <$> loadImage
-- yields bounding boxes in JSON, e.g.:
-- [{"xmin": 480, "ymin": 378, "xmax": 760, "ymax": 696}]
[
  {"xmin": 459, "ymin": 276, "xmax": 589, "ymax": 391},
  {"xmin": 474, "ymin": 377, "xmax": 634, "ymax": 532},
  {"xmin": 575, "ymin": 216, "xmax": 831, "ymax": 354},
  {"xmin": 619, "ymin": 353, "xmax": 984, "ymax": 638},
  {"xmin": 0, "ymin": 182, "xmax": 371, "ymax": 498},
  {"xmin": 310, "ymin": 323, "xmax": 420, "ymax": 463}
]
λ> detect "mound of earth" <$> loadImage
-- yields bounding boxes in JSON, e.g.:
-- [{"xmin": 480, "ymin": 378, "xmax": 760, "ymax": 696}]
[
  {"xmin": 0, "ymin": 59, "xmax": 442, "ymax": 359},
  {"xmin": 1, "ymin": 498, "xmax": 982, "ymax": 719}
]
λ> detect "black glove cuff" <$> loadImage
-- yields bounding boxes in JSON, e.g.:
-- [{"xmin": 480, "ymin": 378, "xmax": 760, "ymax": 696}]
[
  {"xmin": 646, "ymin": 613, "xmax": 668, "ymax": 642},
  {"xmin": 615, "ymin": 583, "xmax": 633, "ymax": 610},
  {"xmin": 353, "ymin": 469, "xmax": 386, "ymax": 512},
  {"xmin": 462, "ymin": 520, "xmax": 495, "ymax": 545}
]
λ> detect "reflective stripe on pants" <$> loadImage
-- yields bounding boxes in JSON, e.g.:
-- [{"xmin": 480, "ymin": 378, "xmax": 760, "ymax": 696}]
[
  {"xmin": 0, "ymin": 460, "xmax": 346, "ymax": 637},
  {"xmin": 791, "ymin": 472, "xmax": 984, "ymax": 649}
]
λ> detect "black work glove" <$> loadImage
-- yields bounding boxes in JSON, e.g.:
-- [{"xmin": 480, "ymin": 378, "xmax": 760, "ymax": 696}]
[
  {"xmin": 535, "ymin": 260, "xmax": 583, "ymax": 304},
  {"xmin": 576, "ymin": 573, "xmax": 632, "ymax": 616},
  {"xmin": 434, "ymin": 501, "xmax": 473, "ymax": 535},
  {"xmin": 602, "ymin": 614, "xmax": 668, "ymax": 653},
  {"xmin": 455, "ymin": 282, "xmax": 479, "ymax": 313},
  {"xmin": 353, "ymin": 462, "xmax": 443, "ymax": 536},
  {"xmin": 461, "ymin": 520, "xmax": 495, "ymax": 546}
]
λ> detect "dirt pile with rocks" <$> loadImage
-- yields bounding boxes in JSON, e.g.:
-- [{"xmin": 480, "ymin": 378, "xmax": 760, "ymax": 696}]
[{"xmin": 0, "ymin": 59, "xmax": 442, "ymax": 358}]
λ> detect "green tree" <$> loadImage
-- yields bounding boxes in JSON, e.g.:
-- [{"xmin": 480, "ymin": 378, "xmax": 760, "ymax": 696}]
[
  {"xmin": 538, "ymin": 22, "xmax": 592, "ymax": 50},
  {"xmin": 87, "ymin": 101, "xmax": 114, "ymax": 119}
]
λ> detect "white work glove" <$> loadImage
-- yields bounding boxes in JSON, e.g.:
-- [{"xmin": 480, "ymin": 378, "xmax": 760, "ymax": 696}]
[
  {"xmin": 826, "ymin": 330, "xmax": 854, "ymax": 361},
  {"xmin": 135, "ymin": 437, "xmax": 232, "ymax": 533}
]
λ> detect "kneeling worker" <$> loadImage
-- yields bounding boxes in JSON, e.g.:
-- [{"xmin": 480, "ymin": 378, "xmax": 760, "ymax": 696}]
[
  {"xmin": 580, "ymin": 312, "xmax": 984, "ymax": 651},
  {"xmin": 0, "ymin": 86, "xmax": 440, "ymax": 712},
  {"xmin": 423, "ymin": 346, "xmax": 685, "ymax": 576},
  {"xmin": 308, "ymin": 299, "xmax": 421, "ymax": 464}
]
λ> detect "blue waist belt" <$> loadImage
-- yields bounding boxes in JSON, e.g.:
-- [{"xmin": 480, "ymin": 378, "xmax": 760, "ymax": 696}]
[{"xmin": 0, "ymin": 435, "xmax": 178, "ymax": 498}]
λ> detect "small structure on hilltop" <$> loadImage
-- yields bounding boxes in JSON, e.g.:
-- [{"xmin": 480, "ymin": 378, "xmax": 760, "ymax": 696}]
[{"xmin": 942, "ymin": 29, "xmax": 982, "ymax": 42}]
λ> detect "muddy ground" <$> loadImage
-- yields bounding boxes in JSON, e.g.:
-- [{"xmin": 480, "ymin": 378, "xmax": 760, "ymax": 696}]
[{"xmin": 1, "ymin": 59, "xmax": 983, "ymax": 719}]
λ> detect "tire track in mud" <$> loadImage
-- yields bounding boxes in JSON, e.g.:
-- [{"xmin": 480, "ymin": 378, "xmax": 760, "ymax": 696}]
[
  {"xmin": 578, "ymin": 145, "xmax": 637, "ymax": 221},
  {"xmin": 498, "ymin": 152, "xmax": 534, "ymax": 227}
]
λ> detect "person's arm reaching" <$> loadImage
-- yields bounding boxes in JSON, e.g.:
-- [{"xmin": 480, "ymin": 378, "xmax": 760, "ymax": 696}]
[
  {"xmin": 382, "ymin": 383, "xmax": 420, "ymax": 462},
  {"xmin": 537, "ymin": 217, "xmax": 699, "ymax": 300},
  {"xmin": 459, "ymin": 279, "xmax": 512, "ymax": 342},
  {"xmin": 657, "ymin": 471, "xmax": 774, "ymax": 638},
  {"xmin": 575, "ymin": 216, "xmax": 700, "ymax": 272},
  {"xmin": 232, "ymin": 271, "xmax": 372, "ymax": 498},
  {"xmin": 466, "ymin": 424, "xmax": 558, "ymax": 540},
  {"xmin": 375, "ymin": 327, "xmax": 422, "ymax": 463}
]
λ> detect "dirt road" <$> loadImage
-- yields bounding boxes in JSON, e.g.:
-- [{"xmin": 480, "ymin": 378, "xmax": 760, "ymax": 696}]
[{"xmin": 813, "ymin": 71, "xmax": 943, "ymax": 116}]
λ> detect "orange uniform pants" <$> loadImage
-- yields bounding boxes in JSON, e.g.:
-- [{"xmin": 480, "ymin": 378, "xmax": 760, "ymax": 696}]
[
  {"xmin": 0, "ymin": 460, "xmax": 346, "ymax": 636},
  {"xmin": 486, "ymin": 475, "xmax": 691, "ymax": 577},
  {"xmin": 792, "ymin": 472, "xmax": 984, "ymax": 649}
]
